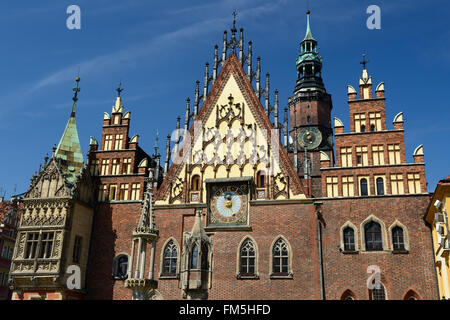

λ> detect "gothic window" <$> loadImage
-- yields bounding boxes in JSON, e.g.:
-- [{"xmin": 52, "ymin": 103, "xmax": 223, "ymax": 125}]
[
  {"xmin": 190, "ymin": 244, "xmax": 198, "ymax": 269},
  {"xmin": 201, "ymin": 242, "xmax": 209, "ymax": 270},
  {"xmin": 191, "ymin": 175, "xmax": 200, "ymax": 191},
  {"xmin": 392, "ymin": 226, "xmax": 405, "ymax": 251},
  {"xmin": 360, "ymin": 178, "xmax": 368, "ymax": 196},
  {"xmin": 162, "ymin": 240, "xmax": 178, "ymax": 276},
  {"xmin": 361, "ymin": 125, "xmax": 366, "ymax": 132},
  {"xmin": 370, "ymin": 124, "xmax": 375, "ymax": 132},
  {"xmin": 371, "ymin": 283, "xmax": 386, "ymax": 300},
  {"xmin": 239, "ymin": 239, "xmax": 256, "ymax": 276},
  {"xmin": 73, "ymin": 236, "xmax": 82, "ymax": 263},
  {"xmin": 365, "ymin": 221, "xmax": 383, "ymax": 251},
  {"xmin": 113, "ymin": 254, "xmax": 128, "ymax": 279},
  {"xmin": 307, "ymin": 115, "xmax": 311, "ymax": 123},
  {"xmin": 38, "ymin": 232, "xmax": 54, "ymax": 259},
  {"xmin": 272, "ymin": 238, "xmax": 289, "ymax": 275},
  {"xmin": 376, "ymin": 177, "xmax": 385, "ymax": 195},
  {"xmin": 256, "ymin": 171, "xmax": 265, "ymax": 188},
  {"xmin": 343, "ymin": 227, "xmax": 355, "ymax": 251}
]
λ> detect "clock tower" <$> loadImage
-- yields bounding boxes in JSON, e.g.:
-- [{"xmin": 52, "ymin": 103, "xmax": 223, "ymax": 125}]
[{"xmin": 288, "ymin": 10, "xmax": 334, "ymax": 196}]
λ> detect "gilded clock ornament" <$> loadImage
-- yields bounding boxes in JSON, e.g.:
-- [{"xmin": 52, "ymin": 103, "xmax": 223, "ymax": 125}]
[
  {"xmin": 297, "ymin": 127, "xmax": 322, "ymax": 150},
  {"xmin": 209, "ymin": 184, "xmax": 248, "ymax": 225}
]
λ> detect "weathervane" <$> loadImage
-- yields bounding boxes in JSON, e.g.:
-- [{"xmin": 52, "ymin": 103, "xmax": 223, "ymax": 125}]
[
  {"xmin": 116, "ymin": 81, "xmax": 124, "ymax": 97},
  {"xmin": 72, "ymin": 76, "xmax": 81, "ymax": 102},
  {"xmin": 360, "ymin": 53, "xmax": 369, "ymax": 70}
]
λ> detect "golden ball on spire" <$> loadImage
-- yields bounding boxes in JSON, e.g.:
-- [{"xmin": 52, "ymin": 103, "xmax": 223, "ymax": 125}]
[
  {"xmin": 306, "ymin": 10, "xmax": 310, "ymax": 14},
  {"xmin": 75, "ymin": 76, "xmax": 80, "ymax": 82}
]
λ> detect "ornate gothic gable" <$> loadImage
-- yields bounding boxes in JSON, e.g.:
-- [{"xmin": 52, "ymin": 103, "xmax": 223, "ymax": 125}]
[{"xmin": 156, "ymin": 54, "xmax": 305, "ymax": 203}]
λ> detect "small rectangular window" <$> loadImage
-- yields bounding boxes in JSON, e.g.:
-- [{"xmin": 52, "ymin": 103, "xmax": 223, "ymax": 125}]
[{"xmin": 73, "ymin": 236, "xmax": 82, "ymax": 264}]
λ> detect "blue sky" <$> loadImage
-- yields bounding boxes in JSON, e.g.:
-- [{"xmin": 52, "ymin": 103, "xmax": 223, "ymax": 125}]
[{"xmin": 0, "ymin": 0, "xmax": 449, "ymax": 197}]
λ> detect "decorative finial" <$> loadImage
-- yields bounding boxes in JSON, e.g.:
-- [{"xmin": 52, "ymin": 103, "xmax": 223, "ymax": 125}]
[
  {"xmin": 154, "ymin": 130, "xmax": 159, "ymax": 157},
  {"xmin": 232, "ymin": 10, "xmax": 237, "ymax": 30},
  {"xmin": 360, "ymin": 54, "xmax": 369, "ymax": 70},
  {"xmin": 306, "ymin": 10, "xmax": 310, "ymax": 14},
  {"xmin": 72, "ymin": 76, "xmax": 81, "ymax": 102},
  {"xmin": 116, "ymin": 81, "xmax": 124, "ymax": 97}
]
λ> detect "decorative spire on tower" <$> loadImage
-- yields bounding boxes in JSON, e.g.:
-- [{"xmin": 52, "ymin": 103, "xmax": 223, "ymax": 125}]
[{"xmin": 294, "ymin": 10, "xmax": 325, "ymax": 92}]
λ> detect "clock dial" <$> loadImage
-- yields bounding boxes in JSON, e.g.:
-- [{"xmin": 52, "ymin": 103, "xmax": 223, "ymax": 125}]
[
  {"xmin": 297, "ymin": 127, "xmax": 322, "ymax": 150},
  {"xmin": 209, "ymin": 184, "xmax": 248, "ymax": 225}
]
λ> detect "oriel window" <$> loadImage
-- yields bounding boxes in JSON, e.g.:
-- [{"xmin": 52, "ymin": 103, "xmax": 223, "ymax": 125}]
[{"xmin": 38, "ymin": 232, "xmax": 54, "ymax": 259}]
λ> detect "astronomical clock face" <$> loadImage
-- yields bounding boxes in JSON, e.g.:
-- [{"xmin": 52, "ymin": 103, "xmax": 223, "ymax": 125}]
[
  {"xmin": 209, "ymin": 184, "xmax": 248, "ymax": 226},
  {"xmin": 297, "ymin": 127, "xmax": 322, "ymax": 150}
]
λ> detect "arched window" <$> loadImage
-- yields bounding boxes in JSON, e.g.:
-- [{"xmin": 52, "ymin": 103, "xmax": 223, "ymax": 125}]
[
  {"xmin": 272, "ymin": 238, "xmax": 289, "ymax": 275},
  {"xmin": 113, "ymin": 254, "xmax": 128, "ymax": 279},
  {"xmin": 365, "ymin": 221, "xmax": 383, "ymax": 251},
  {"xmin": 343, "ymin": 227, "xmax": 355, "ymax": 251},
  {"xmin": 376, "ymin": 177, "xmax": 384, "ymax": 195},
  {"xmin": 370, "ymin": 124, "xmax": 375, "ymax": 132},
  {"xmin": 162, "ymin": 240, "xmax": 178, "ymax": 275},
  {"xmin": 371, "ymin": 283, "xmax": 386, "ymax": 300},
  {"xmin": 360, "ymin": 178, "xmax": 368, "ymax": 196},
  {"xmin": 307, "ymin": 115, "xmax": 311, "ymax": 123},
  {"xmin": 361, "ymin": 125, "xmax": 366, "ymax": 132},
  {"xmin": 239, "ymin": 239, "xmax": 256, "ymax": 275},
  {"xmin": 191, "ymin": 175, "xmax": 200, "ymax": 191},
  {"xmin": 201, "ymin": 242, "xmax": 209, "ymax": 270},
  {"xmin": 256, "ymin": 171, "xmax": 265, "ymax": 188},
  {"xmin": 392, "ymin": 226, "xmax": 405, "ymax": 251},
  {"xmin": 341, "ymin": 289, "xmax": 356, "ymax": 300},
  {"xmin": 190, "ymin": 244, "xmax": 198, "ymax": 269}
]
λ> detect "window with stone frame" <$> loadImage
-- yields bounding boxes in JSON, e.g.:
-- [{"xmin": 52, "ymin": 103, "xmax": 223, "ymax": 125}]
[
  {"xmin": 390, "ymin": 174, "xmax": 404, "ymax": 194},
  {"xmin": 371, "ymin": 283, "xmax": 386, "ymax": 300},
  {"xmin": 376, "ymin": 177, "xmax": 385, "ymax": 195},
  {"xmin": 355, "ymin": 146, "xmax": 368, "ymax": 166},
  {"xmin": 114, "ymin": 134, "xmax": 124, "ymax": 150},
  {"xmin": 388, "ymin": 144, "xmax": 401, "ymax": 164},
  {"xmin": 100, "ymin": 159, "xmax": 110, "ymax": 175},
  {"xmin": 119, "ymin": 184, "xmax": 129, "ymax": 201},
  {"xmin": 38, "ymin": 232, "xmax": 54, "ymax": 259},
  {"xmin": 407, "ymin": 173, "xmax": 421, "ymax": 194},
  {"xmin": 162, "ymin": 240, "xmax": 178, "ymax": 276},
  {"xmin": 122, "ymin": 158, "xmax": 132, "ymax": 174},
  {"xmin": 369, "ymin": 112, "xmax": 382, "ymax": 131},
  {"xmin": 359, "ymin": 178, "xmax": 369, "ymax": 196},
  {"xmin": 340, "ymin": 147, "xmax": 352, "ymax": 167},
  {"xmin": 354, "ymin": 113, "xmax": 366, "ymax": 133},
  {"xmin": 239, "ymin": 239, "xmax": 256, "ymax": 276},
  {"xmin": 109, "ymin": 185, "xmax": 117, "ymax": 201},
  {"xmin": 131, "ymin": 183, "xmax": 141, "ymax": 200},
  {"xmin": 326, "ymin": 176, "xmax": 338, "ymax": 197},
  {"xmin": 372, "ymin": 145, "xmax": 384, "ymax": 165},
  {"xmin": 113, "ymin": 255, "xmax": 128, "ymax": 279},
  {"xmin": 392, "ymin": 226, "xmax": 405, "ymax": 251},
  {"xmin": 342, "ymin": 176, "xmax": 354, "ymax": 196},
  {"xmin": 111, "ymin": 158, "xmax": 121, "ymax": 175},
  {"xmin": 365, "ymin": 221, "xmax": 383, "ymax": 251},
  {"xmin": 343, "ymin": 227, "xmax": 356, "ymax": 251},
  {"xmin": 25, "ymin": 232, "xmax": 39, "ymax": 259},
  {"xmin": 104, "ymin": 134, "xmax": 113, "ymax": 151},
  {"xmin": 272, "ymin": 238, "xmax": 289, "ymax": 275}
]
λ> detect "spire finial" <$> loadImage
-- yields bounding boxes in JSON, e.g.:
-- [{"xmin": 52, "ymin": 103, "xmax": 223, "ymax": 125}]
[
  {"xmin": 232, "ymin": 10, "xmax": 237, "ymax": 30},
  {"xmin": 360, "ymin": 53, "xmax": 369, "ymax": 70},
  {"xmin": 154, "ymin": 130, "xmax": 159, "ymax": 157},
  {"xmin": 71, "ymin": 76, "xmax": 81, "ymax": 116},
  {"xmin": 116, "ymin": 81, "xmax": 124, "ymax": 97}
]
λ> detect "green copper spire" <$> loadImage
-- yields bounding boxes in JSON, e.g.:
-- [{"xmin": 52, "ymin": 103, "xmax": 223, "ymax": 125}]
[
  {"xmin": 303, "ymin": 10, "xmax": 315, "ymax": 41},
  {"xmin": 54, "ymin": 77, "xmax": 84, "ymax": 183}
]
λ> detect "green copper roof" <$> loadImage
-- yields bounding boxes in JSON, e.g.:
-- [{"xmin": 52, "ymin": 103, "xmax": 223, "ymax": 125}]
[
  {"xmin": 303, "ymin": 11, "xmax": 315, "ymax": 41},
  {"xmin": 54, "ymin": 78, "xmax": 84, "ymax": 183}
]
